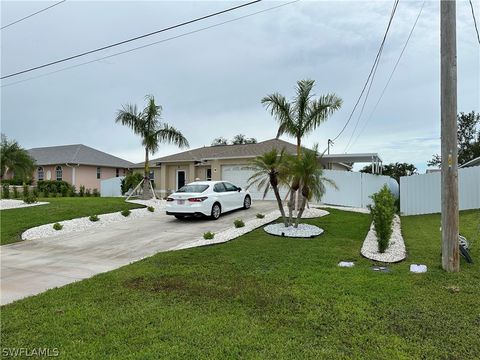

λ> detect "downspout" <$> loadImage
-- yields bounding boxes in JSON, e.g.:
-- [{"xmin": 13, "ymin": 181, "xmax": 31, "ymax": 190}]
[{"xmin": 65, "ymin": 163, "xmax": 80, "ymax": 187}]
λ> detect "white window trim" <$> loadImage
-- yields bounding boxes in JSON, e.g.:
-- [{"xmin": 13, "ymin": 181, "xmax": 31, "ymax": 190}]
[
  {"xmin": 38, "ymin": 167, "xmax": 44, "ymax": 181},
  {"xmin": 55, "ymin": 166, "xmax": 62, "ymax": 181}
]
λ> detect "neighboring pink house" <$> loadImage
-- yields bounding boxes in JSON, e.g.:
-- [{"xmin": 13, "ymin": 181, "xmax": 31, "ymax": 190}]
[{"xmin": 28, "ymin": 144, "xmax": 133, "ymax": 190}]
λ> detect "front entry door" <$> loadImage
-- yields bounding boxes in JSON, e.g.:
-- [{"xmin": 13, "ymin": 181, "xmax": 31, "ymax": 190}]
[{"xmin": 177, "ymin": 171, "xmax": 186, "ymax": 190}]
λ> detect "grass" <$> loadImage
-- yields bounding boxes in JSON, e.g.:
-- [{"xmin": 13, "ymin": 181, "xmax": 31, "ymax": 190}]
[
  {"xmin": 1, "ymin": 209, "xmax": 479, "ymax": 359},
  {"xmin": 0, "ymin": 197, "xmax": 144, "ymax": 245}
]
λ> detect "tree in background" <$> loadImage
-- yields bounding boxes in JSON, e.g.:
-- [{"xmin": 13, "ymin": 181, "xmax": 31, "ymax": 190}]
[
  {"xmin": 428, "ymin": 111, "xmax": 480, "ymax": 167},
  {"xmin": 0, "ymin": 134, "xmax": 35, "ymax": 182},
  {"xmin": 115, "ymin": 95, "xmax": 189, "ymax": 199},
  {"xmin": 361, "ymin": 162, "xmax": 417, "ymax": 183},
  {"xmin": 211, "ymin": 134, "xmax": 257, "ymax": 146},
  {"xmin": 211, "ymin": 137, "xmax": 228, "ymax": 146}
]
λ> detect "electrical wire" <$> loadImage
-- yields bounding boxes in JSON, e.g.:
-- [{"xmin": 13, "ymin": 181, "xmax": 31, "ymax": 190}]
[
  {"xmin": 469, "ymin": 0, "xmax": 480, "ymax": 44},
  {"xmin": 1, "ymin": 0, "xmax": 299, "ymax": 88},
  {"xmin": 1, "ymin": 0, "xmax": 66, "ymax": 30},
  {"xmin": 1, "ymin": 0, "xmax": 263, "ymax": 80}
]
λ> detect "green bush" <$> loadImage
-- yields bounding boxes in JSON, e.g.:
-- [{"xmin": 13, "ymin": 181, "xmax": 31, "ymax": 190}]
[
  {"xmin": 32, "ymin": 187, "xmax": 39, "ymax": 198},
  {"xmin": 85, "ymin": 188, "xmax": 91, "ymax": 197},
  {"xmin": 23, "ymin": 194, "xmax": 37, "ymax": 204},
  {"xmin": 51, "ymin": 192, "xmax": 58, "ymax": 198},
  {"xmin": 2, "ymin": 183, "xmax": 10, "ymax": 199},
  {"xmin": 92, "ymin": 188, "xmax": 99, "ymax": 197},
  {"xmin": 234, "ymin": 219, "xmax": 245, "ymax": 228},
  {"xmin": 368, "ymin": 185, "xmax": 396, "ymax": 253},
  {"xmin": 147, "ymin": 206, "xmax": 155, "ymax": 212},
  {"xmin": 69, "ymin": 185, "xmax": 77, "ymax": 197},
  {"xmin": 256, "ymin": 213, "xmax": 265, "ymax": 219},
  {"xmin": 79, "ymin": 185, "xmax": 85, "ymax": 197},
  {"xmin": 121, "ymin": 172, "xmax": 143, "ymax": 195},
  {"xmin": 37, "ymin": 180, "xmax": 71, "ymax": 194},
  {"xmin": 89, "ymin": 215, "xmax": 100, "ymax": 222},
  {"xmin": 121, "ymin": 209, "xmax": 131, "ymax": 217},
  {"xmin": 22, "ymin": 185, "xmax": 29, "ymax": 197},
  {"xmin": 60, "ymin": 183, "xmax": 70, "ymax": 197},
  {"xmin": 43, "ymin": 188, "xmax": 50, "ymax": 198},
  {"xmin": 53, "ymin": 223, "xmax": 63, "ymax": 231},
  {"xmin": 203, "ymin": 231, "xmax": 215, "ymax": 240},
  {"xmin": 13, "ymin": 187, "xmax": 19, "ymax": 199},
  {"xmin": 1, "ymin": 178, "xmax": 33, "ymax": 186}
]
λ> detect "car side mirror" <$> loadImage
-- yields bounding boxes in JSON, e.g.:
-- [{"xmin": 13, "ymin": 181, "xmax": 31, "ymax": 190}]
[{"xmin": 237, "ymin": 187, "xmax": 241, "ymax": 192}]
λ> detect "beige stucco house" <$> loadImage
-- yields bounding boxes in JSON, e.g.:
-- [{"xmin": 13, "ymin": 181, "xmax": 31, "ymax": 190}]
[
  {"xmin": 133, "ymin": 138, "xmax": 358, "ymax": 199},
  {"xmin": 28, "ymin": 144, "xmax": 133, "ymax": 190}
]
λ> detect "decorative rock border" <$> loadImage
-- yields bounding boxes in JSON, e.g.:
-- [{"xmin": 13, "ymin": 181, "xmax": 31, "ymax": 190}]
[
  {"xmin": 263, "ymin": 223, "xmax": 324, "ymax": 238},
  {"xmin": 0, "ymin": 199, "xmax": 49, "ymax": 211},
  {"xmin": 360, "ymin": 215, "xmax": 406, "ymax": 263}
]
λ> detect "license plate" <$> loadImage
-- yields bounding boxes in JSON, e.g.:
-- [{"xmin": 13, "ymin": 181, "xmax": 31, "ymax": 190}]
[{"xmin": 177, "ymin": 199, "xmax": 185, "ymax": 205}]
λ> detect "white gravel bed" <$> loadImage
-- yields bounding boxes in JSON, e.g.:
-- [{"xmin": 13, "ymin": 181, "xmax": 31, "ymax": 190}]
[
  {"xmin": 360, "ymin": 215, "xmax": 406, "ymax": 263},
  {"xmin": 21, "ymin": 199, "xmax": 166, "ymax": 240},
  {"xmin": 264, "ymin": 223, "xmax": 324, "ymax": 238},
  {"xmin": 292, "ymin": 208, "xmax": 330, "ymax": 219},
  {"xmin": 0, "ymin": 199, "xmax": 49, "ymax": 210}
]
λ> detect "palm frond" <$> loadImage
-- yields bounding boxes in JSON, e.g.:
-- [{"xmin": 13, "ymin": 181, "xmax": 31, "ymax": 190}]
[
  {"xmin": 261, "ymin": 93, "xmax": 294, "ymax": 138},
  {"xmin": 304, "ymin": 93, "xmax": 342, "ymax": 133},
  {"xmin": 156, "ymin": 123, "xmax": 190, "ymax": 149}
]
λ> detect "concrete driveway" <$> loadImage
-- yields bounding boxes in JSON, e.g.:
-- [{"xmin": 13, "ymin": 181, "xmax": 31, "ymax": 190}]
[{"xmin": 1, "ymin": 201, "xmax": 277, "ymax": 305}]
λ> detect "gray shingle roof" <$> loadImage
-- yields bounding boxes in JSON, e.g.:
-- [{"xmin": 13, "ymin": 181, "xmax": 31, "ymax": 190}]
[
  {"xmin": 28, "ymin": 144, "xmax": 134, "ymax": 168},
  {"xmin": 134, "ymin": 139, "xmax": 300, "ymax": 167}
]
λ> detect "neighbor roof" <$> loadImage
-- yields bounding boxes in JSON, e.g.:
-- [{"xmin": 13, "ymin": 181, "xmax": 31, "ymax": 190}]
[
  {"xmin": 134, "ymin": 139, "xmax": 299, "ymax": 167},
  {"xmin": 460, "ymin": 156, "xmax": 480, "ymax": 168},
  {"xmin": 28, "ymin": 144, "xmax": 134, "ymax": 168}
]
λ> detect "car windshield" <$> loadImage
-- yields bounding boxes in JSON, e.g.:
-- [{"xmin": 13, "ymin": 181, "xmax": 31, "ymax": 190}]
[{"xmin": 177, "ymin": 185, "xmax": 209, "ymax": 193}]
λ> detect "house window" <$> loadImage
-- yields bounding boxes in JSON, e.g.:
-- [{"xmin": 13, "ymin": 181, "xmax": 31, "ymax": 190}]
[
  {"xmin": 96, "ymin": 167, "xmax": 101, "ymax": 179},
  {"xmin": 116, "ymin": 168, "xmax": 120, "ymax": 177},
  {"xmin": 38, "ymin": 167, "xmax": 44, "ymax": 181},
  {"xmin": 206, "ymin": 168, "xmax": 212, "ymax": 181},
  {"xmin": 149, "ymin": 170, "xmax": 154, "ymax": 180},
  {"xmin": 55, "ymin": 166, "xmax": 62, "ymax": 181}
]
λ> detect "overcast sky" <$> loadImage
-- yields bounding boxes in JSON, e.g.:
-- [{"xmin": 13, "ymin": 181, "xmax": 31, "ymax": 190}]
[{"xmin": 1, "ymin": 0, "xmax": 479, "ymax": 172}]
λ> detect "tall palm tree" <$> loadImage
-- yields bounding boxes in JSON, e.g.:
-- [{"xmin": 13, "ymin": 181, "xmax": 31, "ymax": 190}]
[
  {"xmin": 288, "ymin": 144, "xmax": 336, "ymax": 227},
  {"xmin": 247, "ymin": 148, "xmax": 289, "ymax": 227},
  {"xmin": 262, "ymin": 79, "xmax": 342, "ymax": 159},
  {"xmin": 115, "ymin": 95, "xmax": 189, "ymax": 199},
  {"xmin": 0, "ymin": 134, "xmax": 35, "ymax": 181}
]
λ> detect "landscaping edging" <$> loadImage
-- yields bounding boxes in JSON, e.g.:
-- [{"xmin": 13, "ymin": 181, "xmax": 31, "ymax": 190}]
[
  {"xmin": 0, "ymin": 199, "xmax": 49, "ymax": 211},
  {"xmin": 360, "ymin": 214, "xmax": 406, "ymax": 263}
]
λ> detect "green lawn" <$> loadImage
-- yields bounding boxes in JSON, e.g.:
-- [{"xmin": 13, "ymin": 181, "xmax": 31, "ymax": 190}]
[
  {"xmin": 0, "ymin": 197, "xmax": 144, "ymax": 245},
  {"xmin": 1, "ymin": 209, "xmax": 479, "ymax": 359}
]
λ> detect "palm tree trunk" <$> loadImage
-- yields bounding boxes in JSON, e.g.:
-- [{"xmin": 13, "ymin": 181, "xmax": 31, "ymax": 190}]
[
  {"xmin": 272, "ymin": 185, "xmax": 288, "ymax": 227},
  {"xmin": 295, "ymin": 192, "xmax": 307, "ymax": 228},
  {"xmin": 288, "ymin": 184, "xmax": 296, "ymax": 226},
  {"xmin": 142, "ymin": 147, "xmax": 152, "ymax": 199}
]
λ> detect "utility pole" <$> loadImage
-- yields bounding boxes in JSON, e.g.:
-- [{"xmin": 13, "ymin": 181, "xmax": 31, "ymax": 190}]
[
  {"xmin": 441, "ymin": 0, "xmax": 459, "ymax": 272},
  {"xmin": 327, "ymin": 139, "xmax": 333, "ymax": 154}
]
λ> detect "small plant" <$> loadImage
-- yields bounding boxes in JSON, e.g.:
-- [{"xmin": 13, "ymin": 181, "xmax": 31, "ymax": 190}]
[
  {"xmin": 368, "ymin": 185, "xmax": 396, "ymax": 253},
  {"xmin": 234, "ymin": 219, "xmax": 245, "ymax": 228},
  {"xmin": 121, "ymin": 209, "xmax": 131, "ymax": 217},
  {"xmin": 43, "ymin": 188, "xmax": 50, "ymax": 198},
  {"xmin": 79, "ymin": 185, "xmax": 85, "ymax": 197},
  {"xmin": 2, "ymin": 183, "xmax": 10, "ymax": 199},
  {"xmin": 147, "ymin": 206, "xmax": 155, "ymax": 212},
  {"xmin": 92, "ymin": 188, "xmax": 99, "ymax": 197},
  {"xmin": 13, "ymin": 187, "xmax": 19, "ymax": 199},
  {"xmin": 203, "ymin": 231, "xmax": 215, "ymax": 240},
  {"xmin": 89, "ymin": 214, "xmax": 100, "ymax": 222},
  {"xmin": 23, "ymin": 194, "xmax": 37, "ymax": 204},
  {"xmin": 69, "ymin": 185, "xmax": 77, "ymax": 197},
  {"xmin": 60, "ymin": 184, "xmax": 69, "ymax": 197},
  {"xmin": 23, "ymin": 184, "xmax": 29, "ymax": 198},
  {"xmin": 53, "ymin": 223, "xmax": 63, "ymax": 231},
  {"xmin": 256, "ymin": 213, "xmax": 265, "ymax": 219},
  {"xmin": 32, "ymin": 187, "xmax": 39, "ymax": 198},
  {"xmin": 85, "ymin": 188, "xmax": 91, "ymax": 197}
]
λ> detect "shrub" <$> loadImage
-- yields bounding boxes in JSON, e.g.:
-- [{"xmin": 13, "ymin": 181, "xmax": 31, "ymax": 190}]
[
  {"xmin": 37, "ymin": 180, "xmax": 71, "ymax": 194},
  {"xmin": 121, "ymin": 172, "xmax": 143, "ymax": 195},
  {"xmin": 43, "ymin": 188, "xmax": 50, "ymax": 198},
  {"xmin": 147, "ymin": 206, "xmax": 155, "ymax": 212},
  {"xmin": 23, "ymin": 184, "xmax": 29, "ymax": 197},
  {"xmin": 13, "ymin": 187, "xmax": 19, "ymax": 199},
  {"xmin": 60, "ymin": 183, "xmax": 69, "ymax": 197},
  {"xmin": 51, "ymin": 192, "xmax": 58, "ymax": 198},
  {"xmin": 79, "ymin": 185, "xmax": 85, "ymax": 197},
  {"xmin": 256, "ymin": 213, "xmax": 265, "ymax": 219},
  {"xmin": 92, "ymin": 188, "xmax": 99, "ymax": 197},
  {"xmin": 69, "ymin": 185, "xmax": 77, "ymax": 197},
  {"xmin": 85, "ymin": 188, "xmax": 91, "ymax": 197},
  {"xmin": 89, "ymin": 215, "xmax": 100, "ymax": 222},
  {"xmin": 368, "ymin": 185, "xmax": 396, "ymax": 253},
  {"xmin": 203, "ymin": 231, "xmax": 215, "ymax": 240},
  {"xmin": 23, "ymin": 194, "xmax": 37, "ymax": 204},
  {"xmin": 1, "ymin": 178, "xmax": 33, "ymax": 186},
  {"xmin": 53, "ymin": 223, "xmax": 63, "ymax": 231},
  {"xmin": 121, "ymin": 209, "xmax": 131, "ymax": 217},
  {"xmin": 234, "ymin": 219, "xmax": 245, "ymax": 228},
  {"xmin": 32, "ymin": 187, "xmax": 39, "ymax": 198},
  {"xmin": 2, "ymin": 183, "xmax": 10, "ymax": 199}
]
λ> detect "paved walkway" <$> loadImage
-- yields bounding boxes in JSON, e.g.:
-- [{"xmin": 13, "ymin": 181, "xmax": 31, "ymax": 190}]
[{"xmin": 1, "ymin": 201, "xmax": 277, "ymax": 305}]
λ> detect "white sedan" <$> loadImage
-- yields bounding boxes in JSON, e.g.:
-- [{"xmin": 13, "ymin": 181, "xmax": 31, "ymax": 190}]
[{"xmin": 166, "ymin": 181, "xmax": 252, "ymax": 220}]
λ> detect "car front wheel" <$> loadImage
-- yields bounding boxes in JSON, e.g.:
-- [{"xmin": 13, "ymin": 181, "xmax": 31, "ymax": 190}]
[
  {"xmin": 243, "ymin": 196, "xmax": 251, "ymax": 209},
  {"xmin": 211, "ymin": 203, "xmax": 221, "ymax": 220}
]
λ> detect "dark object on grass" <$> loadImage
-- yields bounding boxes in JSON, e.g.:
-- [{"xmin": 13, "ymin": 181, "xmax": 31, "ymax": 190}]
[
  {"xmin": 121, "ymin": 209, "xmax": 131, "ymax": 217},
  {"xmin": 459, "ymin": 235, "xmax": 473, "ymax": 263},
  {"xmin": 371, "ymin": 266, "xmax": 391, "ymax": 273}
]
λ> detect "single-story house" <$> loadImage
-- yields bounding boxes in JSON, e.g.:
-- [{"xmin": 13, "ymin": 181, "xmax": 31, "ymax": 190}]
[
  {"xmin": 133, "ymin": 138, "xmax": 383, "ymax": 199},
  {"xmin": 28, "ymin": 144, "xmax": 134, "ymax": 190}
]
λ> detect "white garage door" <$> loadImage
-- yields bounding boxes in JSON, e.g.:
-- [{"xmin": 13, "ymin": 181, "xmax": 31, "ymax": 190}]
[{"xmin": 221, "ymin": 165, "xmax": 289, "ymax": 201}]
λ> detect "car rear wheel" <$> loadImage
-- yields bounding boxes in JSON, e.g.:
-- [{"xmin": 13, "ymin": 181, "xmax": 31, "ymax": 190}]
[
  {"xmin": 243, "ymin": 195, "xmax": 251, "ymax": 209},
  {"xmin": 211, "ymin": 203, "xmax": 221, "ymax": 220}
]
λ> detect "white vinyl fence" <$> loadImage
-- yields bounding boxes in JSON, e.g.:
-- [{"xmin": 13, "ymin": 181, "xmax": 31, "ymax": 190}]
[
  {"xmin": 320, "ymin": 170, "xmax": 399, "ymax": 208},
  {"xmin": 100, "ymin": 176, "xmax": 125, "ymax": 197},
  {"xmin": 400, "ymin": 166, "xmax": 480, "ymax": 215}
]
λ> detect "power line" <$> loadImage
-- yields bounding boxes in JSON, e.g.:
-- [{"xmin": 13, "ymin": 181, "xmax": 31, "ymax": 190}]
[
  {"xmin": 469, "ymin": 0, "xmax": 480, "ymax": 44},
  {"xmin": 346, "ymin": 1, "xmax": 425, "ymax": 152},
  {"xmin": 1, "ymin": 0, "xmax": 262, "ymax": 80},
  {"xmin": 1, "ymin": 0, "xmax": 66, "ymax": 30},
  {"xmin": 1, "ymin": 1, "xmax": 299, "ymax": 88},
  {"xmin": 328, "ymin": 0, "xmax": 399, "ymax": 148}
]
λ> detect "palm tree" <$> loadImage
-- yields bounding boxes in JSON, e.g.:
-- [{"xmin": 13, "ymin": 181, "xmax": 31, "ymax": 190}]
[
  {"xmin": 0, "ymin": 134, "xmax": 35, "ymax": 182},
  {"xmin": 262, "ymin": 79, "xmax": 342, "ymax": 159},
  {"xmin": 115, "ymin": 95, "xmax": 189, "ymax": 199},
  {"xmin": 288, "ymin": 144, "xmax": 336, "ymax": 227},
  {"xmin": 247, "ymin": 148, "xmax": 289, "ymax": 227}
]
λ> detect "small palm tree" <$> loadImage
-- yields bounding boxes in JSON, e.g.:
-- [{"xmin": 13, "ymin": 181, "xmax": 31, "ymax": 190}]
[
  {"xmin": 0, "ymin": 134, "xmax": 35, "ymax": 181},
  {"xmin": 247, "ymin": 148, "xmax": 289, "ymax": 227},
  {"xmin": 262, "ymin": 79, "xmax": 342, "ymax": 159},
  {"xmin": 115, "ymin": 95, "xmax": 189, "ymax": 199},
  {"xmin": 288, "ymin": 144, "xmax": 336, "ymax": 227}
]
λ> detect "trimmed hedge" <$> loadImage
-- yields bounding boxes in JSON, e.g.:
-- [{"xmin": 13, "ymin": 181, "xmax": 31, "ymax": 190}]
[
  {"xmin": 37, "ymin": 180, "xmax": 73, "ymax": 195},
  {"xmin": 368, "ymin": 185, "xmax": 396, "ymax": 253}
]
